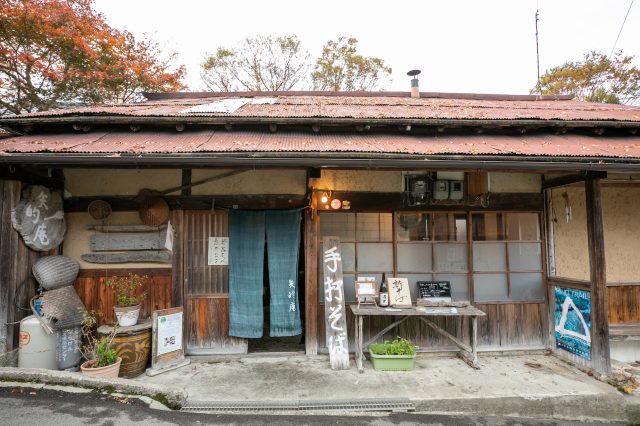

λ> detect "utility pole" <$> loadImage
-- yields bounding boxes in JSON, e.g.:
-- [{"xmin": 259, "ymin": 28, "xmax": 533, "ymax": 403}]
[{"xmin": 535, "ymin": 10, "xmax": 541, "ymax": 94}]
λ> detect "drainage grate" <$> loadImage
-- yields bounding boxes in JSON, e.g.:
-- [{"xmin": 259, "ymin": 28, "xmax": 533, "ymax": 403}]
[{"xmin": 181, "ymin": 398, "xmax": 415, "ymax": 413}]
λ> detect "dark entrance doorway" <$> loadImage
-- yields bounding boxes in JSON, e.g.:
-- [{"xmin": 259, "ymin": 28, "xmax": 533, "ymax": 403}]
[{"xmin": 248, "ymin": 241, "xmax": 305, "ymax": 354}]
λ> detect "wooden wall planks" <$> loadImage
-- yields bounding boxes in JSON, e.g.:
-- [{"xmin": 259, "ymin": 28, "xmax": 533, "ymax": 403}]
[
  {"xmin": 74, "ymin": 271, "xmax": 172, "ymax": 325},
  {"xmin": 608, "ymin": 286, "xmax": 640, "ymax": 324},
  {"xmin": 185, "ymin": 298, "xmax": 247, "ymax": 354},
  {"xmin": 317, "ymin": 302, "xmax": 547, "ymax": 352}
]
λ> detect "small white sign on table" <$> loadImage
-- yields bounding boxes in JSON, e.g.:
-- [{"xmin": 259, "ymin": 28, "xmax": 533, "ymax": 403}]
[
  {"xmin": 146, "ymin": 307, "xmax": 190, "ymax": 376},
  {"xmin": 208, "ymin": 237, "xmax": 229, "ymax": 266}
]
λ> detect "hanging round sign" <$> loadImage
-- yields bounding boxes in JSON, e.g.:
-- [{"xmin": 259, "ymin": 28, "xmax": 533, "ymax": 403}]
[
  {"xmin": 330, "ymin": 198, "xmax": 342, "ymax": 210},
  {"xmin": 11, "ymin": 185, "xmax": 66, "ymax": 252}
]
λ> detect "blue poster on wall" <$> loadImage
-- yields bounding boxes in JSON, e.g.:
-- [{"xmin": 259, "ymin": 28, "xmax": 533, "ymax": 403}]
[{"xmin": 554, "ymin": 287, "xmax": 591, "ymax": 360}]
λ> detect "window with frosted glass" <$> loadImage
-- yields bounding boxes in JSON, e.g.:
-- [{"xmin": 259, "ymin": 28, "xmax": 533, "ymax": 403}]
[
  {"xmin": 472, "ymin": 212, "xmax": 543, "ymax": 302},
  {"xmin": 319, "ymin": 212, "xmax": 393, "ymax": 303},
  {"xmin": 396, "ymin": 212, "xmax": 468, "ymax": 302}
]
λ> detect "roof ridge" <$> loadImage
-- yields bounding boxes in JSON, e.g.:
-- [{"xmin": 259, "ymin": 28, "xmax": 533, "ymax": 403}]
[{"xmin": 143, "ymin": 91, "xmax": 575, "ymax": 102}]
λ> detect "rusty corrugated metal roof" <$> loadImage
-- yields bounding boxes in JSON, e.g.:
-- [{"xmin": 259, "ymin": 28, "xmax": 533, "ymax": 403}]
[
  {"xmin": 2, "ymin": 131, "xmax": 640, "ymax": 159},
  {"xmin": 4, "ymin": 95, "xmax": 640, "ymax": 122}
]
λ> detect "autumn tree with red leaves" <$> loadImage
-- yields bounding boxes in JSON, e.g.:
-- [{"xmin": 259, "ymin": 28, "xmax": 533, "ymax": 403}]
[{"xmin": 0, "ymin": 0, "xmax": 186, "ymax": 114}]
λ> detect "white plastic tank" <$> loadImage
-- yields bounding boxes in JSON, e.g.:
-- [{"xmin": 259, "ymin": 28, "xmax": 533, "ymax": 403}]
[{"xmin": 18, "ymin": 315, "xmax": 57, "ymax": 369}]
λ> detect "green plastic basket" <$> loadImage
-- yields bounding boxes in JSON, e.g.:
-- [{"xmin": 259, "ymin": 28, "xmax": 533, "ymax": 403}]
[{"xmin": 368, "ymin": 351, "xmax": 416, "ymax": 371}]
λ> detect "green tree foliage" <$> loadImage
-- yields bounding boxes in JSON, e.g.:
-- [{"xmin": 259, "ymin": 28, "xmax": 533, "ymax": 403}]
[
  {"xmin": 533, "ymin": 51, "xmax": 640, "ymax": 104},
  {"xmin": 201, "ymin": 35, "xmax": 310, "ymax": 92},
  {"xmin": 311, "ymin": 36, "xmax": 392, "ymax": 91},
  {"xmin": 0, "ymin": 0, "xmax": 186, "ymax": 115}
]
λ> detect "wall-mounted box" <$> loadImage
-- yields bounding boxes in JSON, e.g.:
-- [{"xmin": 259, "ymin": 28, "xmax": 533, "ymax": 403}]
[
  {"xmin": 449, "ymin": 180, "xmax": 464, "ymax": 200},
  {"xmin": 433, "ymin": 180, "xmax": 449, "ymax": 200}
]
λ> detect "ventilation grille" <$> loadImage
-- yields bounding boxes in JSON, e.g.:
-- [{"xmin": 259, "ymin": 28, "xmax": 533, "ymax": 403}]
[{"xmin": 181, "ymin": 398, "xmax": 415, "ymax": 413}]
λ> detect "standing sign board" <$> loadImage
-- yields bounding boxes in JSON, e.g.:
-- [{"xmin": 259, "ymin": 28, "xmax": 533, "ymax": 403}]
[
  {"xmin": 417, "ymin": 281, "xmax": 452, "ymax": 302},
  {"xmin": 146, "ymin": 307, "xmax": 190, "ymax": 376},
  {"xmin": 554, "ymin": 287, "xmax": 591, "ymax": 360},
  {"xmin": 388, "ymin": 277, "xmax": 412, "ymax": 307},
  {"xmin": 322, "ymin": 236, "xmax": 350, "ymax": 370}
]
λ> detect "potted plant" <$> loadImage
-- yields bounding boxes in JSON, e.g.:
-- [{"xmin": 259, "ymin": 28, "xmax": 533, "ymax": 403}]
[
  {"xmin": 78, "ymin": 310, "xmax": 122, "ymax": 378},
  {"xmin": 106, "ymin": 274, "xmax": 147, "ymax": 326},
  {"xmin": 368, "ymin": 336, "xmax": 417, "ymax": 371}
]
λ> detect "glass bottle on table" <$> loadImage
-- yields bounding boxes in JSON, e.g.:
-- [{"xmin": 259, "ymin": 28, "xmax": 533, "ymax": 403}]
[{"xmin": 379, "ymin": 272, "xmax": 389, "ymax": 307}]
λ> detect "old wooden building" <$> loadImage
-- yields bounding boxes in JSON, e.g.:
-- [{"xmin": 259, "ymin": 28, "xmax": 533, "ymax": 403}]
[{"xmin": 2, "ymin": 90, "xmax": 640, "ymax": 375}]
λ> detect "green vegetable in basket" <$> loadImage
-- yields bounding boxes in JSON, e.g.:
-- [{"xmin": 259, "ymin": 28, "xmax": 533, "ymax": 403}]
[{"xmin": 369, "ymin": 336, "xmax": 417, "ymax": 356}]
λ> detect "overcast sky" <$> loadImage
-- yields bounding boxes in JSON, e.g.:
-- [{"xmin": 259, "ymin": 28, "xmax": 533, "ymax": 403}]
[{"xmin": 93, "ymin": 0, "xmax": 639, "ymax": 94}]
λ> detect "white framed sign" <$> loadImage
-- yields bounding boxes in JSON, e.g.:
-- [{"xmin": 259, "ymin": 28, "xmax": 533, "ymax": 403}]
[
  {"xmin": 208, "ymin": 237, "xmax": 229, "ymax": 265},
  {"xmin": 147, "ymin": 307, "xmax": 190, "ymax": 376},
  {"xmin": 355, "ymin": 281, "xmax": 378, "ymax": 297},
  {"xmin": 157, "ymin": 312, "xmax": 183, "ymax": 355}
]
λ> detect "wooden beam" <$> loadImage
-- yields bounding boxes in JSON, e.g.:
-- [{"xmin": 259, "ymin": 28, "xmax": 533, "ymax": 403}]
[
  {"xmin": 78, "ymin": 268, "xmax": 171, "ymax": 277},
  {"xmin": 64, "ymin": 194, "xmax": 307, "ymax": 212},
  {"xmin": 543, "ymin": 171, "xmax": 607, "ymax": 189},
  {"xmin": 86, "ymin": 224, "xmax": 166, "ymax": 232},
  {"xmin": 90, "ymin": 232, "xmax": 166, "ymax": 251},
  {"xmin": 81, "ymin": 251, "xmax": 171, "ymax": 264},
  {"xmin": 547, "ymin": 276, "xmax": 591, "ymax": 291},
  {"xmin": 585, "ymin": 177, "xmax": 611, "ymax": 374}
]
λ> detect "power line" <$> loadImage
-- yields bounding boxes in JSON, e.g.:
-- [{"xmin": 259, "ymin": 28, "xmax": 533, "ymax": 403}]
[{"xmin": 609, "ymin": 0, "xmax": 635, "ymax": 59}]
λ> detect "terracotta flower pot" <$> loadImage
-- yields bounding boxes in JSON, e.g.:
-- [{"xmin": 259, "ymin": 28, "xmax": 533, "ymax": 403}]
[
  {"xmin": 80, "ymin": 357, "xmax": 122, "ymax": 378},
  {"xmin": 114, "ymin": 304, "xmax": 141, "ymax": 327}
]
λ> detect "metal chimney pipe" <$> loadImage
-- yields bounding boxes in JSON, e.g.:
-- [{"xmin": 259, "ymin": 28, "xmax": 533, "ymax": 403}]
[{"xmin": 407, "ymin": 69, "xmax": 421, "ymax": 98}]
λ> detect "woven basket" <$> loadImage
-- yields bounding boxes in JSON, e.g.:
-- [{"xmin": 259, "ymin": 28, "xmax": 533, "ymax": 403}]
[
  {"xmin": 41, "ymin": 286, "xmax": 86, "ymax": 330},
  {"xmin": 32, "ymin": 255, "xmax": 80, "ymax": 290},
  {"xmin": 139, "ymin": 196, "xmax": 169, "ymax": 227}
]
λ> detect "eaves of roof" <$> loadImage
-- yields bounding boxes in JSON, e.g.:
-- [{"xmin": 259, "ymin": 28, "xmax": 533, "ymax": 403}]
[{"xmin": 2, "ymin": 131, "xmax": 640, "ymax": 172}]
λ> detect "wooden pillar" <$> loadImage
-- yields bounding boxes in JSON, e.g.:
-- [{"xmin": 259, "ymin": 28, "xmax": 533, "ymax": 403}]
[
  {"xmin": 585, "ymin": 177, "xmax": 610, "ymax": 374},
  {"xmin": 0, "ymin": 180, "xmax": 18, "ymax": 352},
  {"xmin": 304, "ymin": 207, "xmax": 318, "ymax": 355},
  {"xmin": 171, "ymin": 209, "xmax": 184, "ymax": 308},
  {"xmin": 181, "ymin": 169, "xmax": 192, "ymax": 196}
]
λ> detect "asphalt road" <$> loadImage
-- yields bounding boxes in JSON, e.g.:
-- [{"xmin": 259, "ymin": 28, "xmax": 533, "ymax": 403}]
[{"xmin": 0, "ymin": 387, "xmax": 627, "ymax": 426}]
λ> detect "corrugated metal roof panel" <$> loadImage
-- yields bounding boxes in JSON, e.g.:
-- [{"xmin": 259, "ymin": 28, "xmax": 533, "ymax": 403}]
[
  {"xmin": 2, "ymin": 131, "xmax": 640, "ymax": 159},
  {"xmin": 5, "ymin": 96, "xmax": 640, "ymax": 122}
]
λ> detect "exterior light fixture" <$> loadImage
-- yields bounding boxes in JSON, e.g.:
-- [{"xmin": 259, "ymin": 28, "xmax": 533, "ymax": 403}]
[{"xmin": 320, "ymin": 192, "xmax": 329, "ymax": 204}]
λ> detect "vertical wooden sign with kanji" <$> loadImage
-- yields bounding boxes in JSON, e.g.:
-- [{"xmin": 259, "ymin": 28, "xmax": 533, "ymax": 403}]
[{"xmin": 322, "ymin": 236, "xmax": 350, "ymax": 370}]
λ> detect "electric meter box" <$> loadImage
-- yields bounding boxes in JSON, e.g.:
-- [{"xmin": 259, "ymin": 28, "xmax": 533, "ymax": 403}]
[
  {"xmin": 449, "ymin": 180, "xmax": 464, "ymax": 200},
  {"xmin": 433, "ymin": 180, "xmax": 449, "ymax": 200}
]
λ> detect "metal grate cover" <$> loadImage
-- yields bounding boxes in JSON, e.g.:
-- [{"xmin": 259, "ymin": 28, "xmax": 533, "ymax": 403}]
[{"xmin": 181, "ymin": 398, "xmax": 415, "ymax": 414}]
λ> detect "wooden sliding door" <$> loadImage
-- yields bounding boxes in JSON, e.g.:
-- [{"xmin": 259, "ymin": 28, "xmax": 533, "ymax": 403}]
[{"xmin": 183, "ymin": 211, "xmax": 247, "ymax": 355}]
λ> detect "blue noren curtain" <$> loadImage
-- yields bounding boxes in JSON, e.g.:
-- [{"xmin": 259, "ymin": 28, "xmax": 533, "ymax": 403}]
[
  {"xmin": 266, "ymin": 210, "xmax": 302, "ymax": 337},
  {"xmin": 228, "ymin": 210, "xmax": 265, "ymax": 338}
]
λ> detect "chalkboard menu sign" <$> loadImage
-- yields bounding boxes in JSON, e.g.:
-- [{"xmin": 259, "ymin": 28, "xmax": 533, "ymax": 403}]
[{"xmin": 417, "ymin": 281, "xmax": 452, "ymax": 302}]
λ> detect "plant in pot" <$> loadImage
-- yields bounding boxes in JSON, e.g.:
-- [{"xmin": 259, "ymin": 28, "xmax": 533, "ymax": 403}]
[
  {"xmin": 106, "ymin": 274, "xmax": 147, "ymax": 327},
  {"xmin": 368, "ymin": 336, "xmax": 417, "ymax": 371},
  {"xmin": 78, "ymin": 310, "xmax": 122, "ymax": 377}
]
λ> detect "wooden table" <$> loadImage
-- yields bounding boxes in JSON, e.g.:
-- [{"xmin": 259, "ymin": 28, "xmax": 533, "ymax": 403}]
[{"xmin": 350, "ymin": 305, "xmax": 486, "ymax": 372}]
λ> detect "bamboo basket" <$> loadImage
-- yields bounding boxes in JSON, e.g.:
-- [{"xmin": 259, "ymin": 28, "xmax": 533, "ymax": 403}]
[{"xmin": 32, "ymin": 255, "xmax": 80, "ymax": 290}]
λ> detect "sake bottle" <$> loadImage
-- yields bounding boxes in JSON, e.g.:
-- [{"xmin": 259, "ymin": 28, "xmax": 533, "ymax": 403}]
[{"xmin": 379, "ymin": 272, "xmax": 389, "ymax": 307}]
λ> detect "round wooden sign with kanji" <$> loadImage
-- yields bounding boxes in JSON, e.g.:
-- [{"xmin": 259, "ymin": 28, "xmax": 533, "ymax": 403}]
[{"xmin": 11, "ymin": 185, "xmax": 66, "ymax": 251}]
